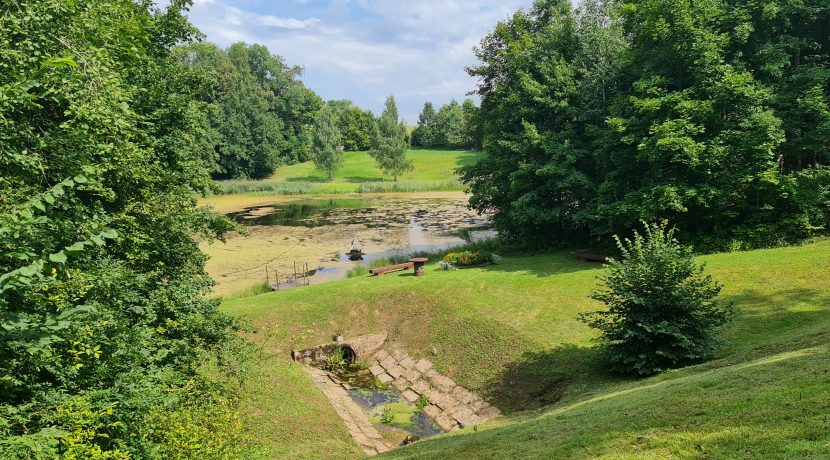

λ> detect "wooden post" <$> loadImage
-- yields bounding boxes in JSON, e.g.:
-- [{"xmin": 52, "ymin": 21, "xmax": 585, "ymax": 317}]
[{"xmin": 275, "ymin": 271, "xmax": 280, "ymax": 291}]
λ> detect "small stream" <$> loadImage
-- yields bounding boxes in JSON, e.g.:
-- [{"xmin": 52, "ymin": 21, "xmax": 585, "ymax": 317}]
[{"xmin": 332, "ymin": 364, "xmax": 441, "ymax": 445}]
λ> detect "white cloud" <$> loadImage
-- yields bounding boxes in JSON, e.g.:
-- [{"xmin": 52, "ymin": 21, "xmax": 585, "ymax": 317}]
[{"xmin": 258, "ymin": 15, "xmax": 319, "ymax": 30}]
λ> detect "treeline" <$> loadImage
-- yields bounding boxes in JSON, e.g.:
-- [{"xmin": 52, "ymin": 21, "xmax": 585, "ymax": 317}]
[
  {"xmin": 176, "ymin": 44, "xmax": 393, "ymax": 180},
  {"xmin": 1, "ymin": 1, "xmax": 249, "ymax": 457},
  {"xmin": 412, "ymin": 99, "xmax": 483, "ymax": 150},
  {"xmin": 463, "ymin": 0, "xmax": 830, "ymax": 250}
]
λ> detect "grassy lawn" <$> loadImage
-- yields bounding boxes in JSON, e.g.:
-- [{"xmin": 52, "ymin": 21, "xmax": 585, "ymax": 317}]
[
  {"xmin": 214, "ymin": 149, "xmax": 484, "ymax": 196},
  {"xmin": 222, "ymin": 240, "xmax": 830, "ymax": 459}
]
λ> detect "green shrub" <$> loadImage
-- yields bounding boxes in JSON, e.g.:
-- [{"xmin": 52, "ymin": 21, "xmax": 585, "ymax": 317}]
[
  {"xmin": 346, "ymin": 265, "xmax": 369, "ymax": 278},
  {"xmin": 580, "ymin": 222, "xmax": 734, "ymax": 375},
  {"xmin": 443, "ymin": 250, "xmax": 492, "ymax": 266}
]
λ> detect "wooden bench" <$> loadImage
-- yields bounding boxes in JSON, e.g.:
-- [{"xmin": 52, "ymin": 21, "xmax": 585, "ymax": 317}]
[
  {"xmin": 369, "ymin": 262, "xmax": 414, "ymax": 276},
  {"xmin": 574, "ymin": 252, "xmax": 612, "ymax": 263}
]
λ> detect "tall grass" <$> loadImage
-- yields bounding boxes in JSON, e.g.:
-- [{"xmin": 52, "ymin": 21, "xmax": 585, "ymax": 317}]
[
  {"xmin": 356, "ymin": 180, "xmax": 463, "ymax": 193},
  {"xmin": 222, "ymin": 281, "xmax": 272, "ymax": 300},
  {"xmin": 215, "ymin": 180, "xmax": 318, "ymax": 196}
]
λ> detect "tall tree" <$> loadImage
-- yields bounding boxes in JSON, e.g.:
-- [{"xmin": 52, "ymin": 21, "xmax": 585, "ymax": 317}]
[
  {"xmin": 311, "ymin": 106, "xmax": 344, "ymax": 180},
  {"xmin": 462, "ymin": 0, "xmax": 830, "ymax": 249},
  {"xmin": 435, "ymin": 99, "xmax": 465, "ymax": 148},
  {"xmin": 177, "ymin": 42, "xmax": 322, "ymax": 179},
  {"xmin": 371, "ymin": 96, "xmax": 413, "ymax": 181},
  {"xmin": 461, "ymin": 98, "xmax": 483, "ymax": 150},
  {"xmin": 413, "ymin": 102, "xmax": 438, "ymax": 147},
  {"xmin": 0, "ymin": 0, "xmax": 242, "ymax": 456}
]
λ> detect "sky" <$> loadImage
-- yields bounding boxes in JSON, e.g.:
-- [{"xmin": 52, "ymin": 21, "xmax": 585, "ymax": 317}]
[{"xmin": 185, "ymin": 0, "xmax": 535, "ymax": 123}]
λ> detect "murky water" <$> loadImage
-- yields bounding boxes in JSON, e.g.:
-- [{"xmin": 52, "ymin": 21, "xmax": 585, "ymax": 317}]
[
  {"xmin": 202, "ymin": 194, "xmax": 493, "ymax": 296},
  {"xmin": 332, "ymin": 364, "xmax": 441, "ymax": 444}
]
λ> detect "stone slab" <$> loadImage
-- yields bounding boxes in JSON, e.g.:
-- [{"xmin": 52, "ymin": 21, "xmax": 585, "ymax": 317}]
[
  {"xmin": 414, "ymin": 358, "xmax": 433, "ymax": 373},
  {"xmin": 427, "ymin": 373, "xmax": 457, "ymax": 393},
  {"xmin": 387, "ymin": 364, "xmax": 406, "ymax": 379},
  {"xmin": 377, "ymin": 373, "xmax": 393, "ymax": 384},
  {"xmin": 402, "ymin": 389, "xmax": 420, "ymax": 403},
  {"xmin": 410, "ymin": 379, "xmax": 430, "ymax": 394},
  {"xmin": 435, "ymin": 413, "xmax": 459, "ymax": 432},
  {"xmin": 423, "ymin": 404, "xmax": 442, "ymax": 419},
  {"xmin": 380, "ymin": 356, "xmax": 397, "ymax": 371},
  {"xmin": 399, "ymin": 356, "xmax": 416, "ymax": 369},
  {"xmin": 374, "ymin": 348, "xmax": 391, "ymax": 362},
  {"xmin": 368, "ymin": 364, "xmax": 385, "ymax": 376},
  {"xmin": 392, "ymin": 377, "xmax": 410, "ymax": 391},
  {"xmin": 403, "ymin": 368, "xmax": 422, "ymax": 383}
]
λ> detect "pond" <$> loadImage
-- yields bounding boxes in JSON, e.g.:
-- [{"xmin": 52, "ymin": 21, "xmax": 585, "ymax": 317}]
[{"xmin": 201, "ymin": 193, "xmax": 493, "ymax": 296}]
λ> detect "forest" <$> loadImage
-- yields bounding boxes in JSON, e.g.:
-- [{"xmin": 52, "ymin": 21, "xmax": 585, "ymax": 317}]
[{"xmin": 462, "ymin": 0, "xmax": 830, "ymax": 250}]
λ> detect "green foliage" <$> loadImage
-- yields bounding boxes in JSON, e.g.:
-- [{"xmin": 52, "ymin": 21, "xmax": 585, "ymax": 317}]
[
  {"xmin": 323, "ymin": 347, "xmax": 348, "ymax": 372},
  {"xmin": 346, "ymin": 265, "xmax": 369, "ymax": 278},
  {"xmin": 581, "ymin": 222, "xmax": 734, "ymax": 375},
  {"xmin": 462, "ymin": 0, "xmax": 830, "ymax": 250},
  {"xmin": 0, "ymin": 0, "xmax": 245, "ymax": 456},
  {"xmin": 413, "ymin": 99, "xmax": 481, "ymax": 150},
  {"xmin": 443, "ymin": 250, "xmax": 494, "ymax": 267},
  {"xmin": 311, "ymin": 106, "xmax": 344, "ymax": 180},
  {"xmin": 370, "ymin": 96, "xmax": 414, "ymax": 181},
  {"xmin": 328, "ymin": 100, "xmax": 378, "ymax": 151},
  {"xmin": 176, "ymin": 42, "xmax": 323, "ymax": 179}
]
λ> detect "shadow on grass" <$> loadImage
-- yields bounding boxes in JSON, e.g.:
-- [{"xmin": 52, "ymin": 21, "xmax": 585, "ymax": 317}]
[
  {"xmin": 475, "ymin": 249, "xmax": 606, "ymax": 278},
  {"xmin": 483, "ymin": 344, "xmax": 618, "ymax": 414}
]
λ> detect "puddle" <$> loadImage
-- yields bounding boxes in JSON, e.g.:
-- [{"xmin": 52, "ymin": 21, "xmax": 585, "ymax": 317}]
[{"xmin": 333, "ymin": 364, "xmax": 441, "ymax": 445}]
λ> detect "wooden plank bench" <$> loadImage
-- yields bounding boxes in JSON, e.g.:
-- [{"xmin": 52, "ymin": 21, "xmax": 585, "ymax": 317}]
[
  {"xmin": 573, "ymin": 251, "xmax": 609, "ymax": 263},
  {"xmin": 369, "ymin": 262, "xmax": 414, "ymax": 276}
]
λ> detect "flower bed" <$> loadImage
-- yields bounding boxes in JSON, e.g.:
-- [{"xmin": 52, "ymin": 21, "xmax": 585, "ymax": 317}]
[{"xmin": 443, "ymin": 250, "xmax": 497, "ymax": 267}]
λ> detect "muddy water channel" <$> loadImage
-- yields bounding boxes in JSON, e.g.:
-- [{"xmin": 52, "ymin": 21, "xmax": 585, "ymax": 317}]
[{"xmin": 201, "ymin": 194, "xmax": 492, "ymax": 296}]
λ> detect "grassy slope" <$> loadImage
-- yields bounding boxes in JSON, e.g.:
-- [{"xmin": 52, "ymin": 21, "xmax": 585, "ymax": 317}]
[
  {"xmin": 222, "ymin": 240, "xmax": 830, "ymax": 459},
  {"xmin": 216, "ymin": 149, "xmax": 484, "ymax": 195}
]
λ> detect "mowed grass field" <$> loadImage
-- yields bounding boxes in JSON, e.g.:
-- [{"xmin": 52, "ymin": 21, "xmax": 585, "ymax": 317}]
[
  {"xmin": 221, "ymin": 240, "xmax": 830, "ymax": 459},
  {"xmin": 214, "ymin": 149, "xmax": 484, "ymax": 196}
]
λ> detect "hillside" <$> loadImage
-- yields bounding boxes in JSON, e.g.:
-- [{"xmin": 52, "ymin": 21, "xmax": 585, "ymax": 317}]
[{"xmin": 221, "ymin": 240, "xmax": 830, "ymax": 458}]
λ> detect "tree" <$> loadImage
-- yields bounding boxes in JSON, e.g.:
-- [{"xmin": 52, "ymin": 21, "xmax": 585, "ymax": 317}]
[
  {"xmin": 461, "ymin": 0, "xmax": 830, "ymax": 250},
  {"xmin": 312, "ymin": 106, "xmax": 344, "ymax": 180},
  {"xmin": 412, "ymin": 102, "xmax": 438, "ymax": 147},
  {"xmin": 177, "ymin": 42, "xmax": 323, "ymax": 179},
  {"xmin": 0, "ymin": 0, "xmax": 243, "ymax": 456},
  {"xmin": 580, "ymin": 222, "xmax": 734, "ymax": 375},
  {"xmin": 328, "ymin": 100, "xmax": 377, "ymax": 151},
  {"xmin": 434, "ymin": 99, "xmax": 465, "ymax": 148},
  {"xmin": 461, "ymin": 98, "xmax": 483, "ymax": 150},
  {"xmin": 371, "ymin": 96, "xmax": 413, "ymax": 181}
]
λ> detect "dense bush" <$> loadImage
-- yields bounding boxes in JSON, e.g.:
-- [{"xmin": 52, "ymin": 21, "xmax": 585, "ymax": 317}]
[
  {"xmin": 0, "ymin": 0, "xmax": 247, "ymax": 456},
  {"xmin": 580, "ymin": 223, "xmax": 734, "ymax": 375},
  {"xmin": 462, "ymin": 0, "xmax": 830, "ymax": 250}
]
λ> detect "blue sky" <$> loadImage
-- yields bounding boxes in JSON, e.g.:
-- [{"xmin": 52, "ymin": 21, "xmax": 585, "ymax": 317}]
[{"xmin": 185, "ymin": 0, "xmax": 535, "ymax": 122}]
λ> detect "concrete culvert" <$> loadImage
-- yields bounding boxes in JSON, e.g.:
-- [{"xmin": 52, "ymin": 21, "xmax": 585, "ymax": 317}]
[{"xmin": 337, "ymin": 345, "xmax": 356, "ymax": 365}]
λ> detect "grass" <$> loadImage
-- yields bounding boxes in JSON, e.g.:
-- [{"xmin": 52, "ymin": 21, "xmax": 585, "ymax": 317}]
[
  {"xmin": 222, "ymin": 239, "xmax": 830, "ymax": 459},
  {"xmin": 214, "ymin": 149, "xmax": 482, "ymax": 196}
]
